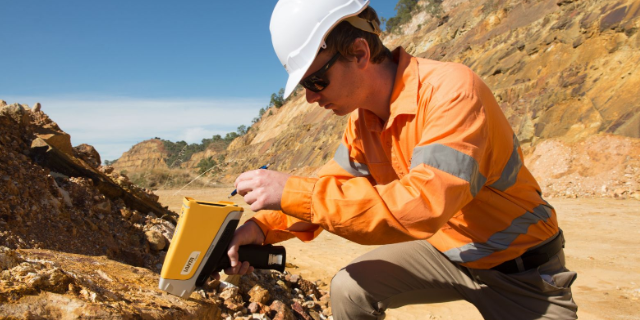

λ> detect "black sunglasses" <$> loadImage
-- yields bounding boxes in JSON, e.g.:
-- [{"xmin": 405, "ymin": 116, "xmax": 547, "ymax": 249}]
[{"xmin": 300, "ymin": 52, "xmax": 341, "ymax": 92}]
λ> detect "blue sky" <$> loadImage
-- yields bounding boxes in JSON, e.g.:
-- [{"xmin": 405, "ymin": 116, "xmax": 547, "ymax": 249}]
[{"xmin": 1, "ymin": 1, "xmax": 400, "ymax": 161}]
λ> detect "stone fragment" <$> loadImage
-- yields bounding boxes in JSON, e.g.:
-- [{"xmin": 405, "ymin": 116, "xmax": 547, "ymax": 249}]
[
  {"xmin": 120, "ymin": 208, "xmax": 133, "ymax": 219},
  {"xmin": 308, "ymin": 310, "xmax": 321, "ymax": 320},
  {"xmin": 73, "ymin": 144, "xmax": 102, "ymax": 168},
  {"xmin": 0, "ymin": 246, "xmax": 23, "ymax": 269},
  {"xmin": 32, "ymin": 102, "xmax": 41, "ymax": 112},
  {"xmin": 270, "ymin": 300, "xmax": 295, "ymax": 320},
  {"xmin": 0, "ymin": 103, "xmax": 30, "ymax": 126},
  {"xmin": 247, "ymin": 302, "xmax": 260, "ymax": 314},
  {"xmin": 220, "ymin": 287, "xmax": 241, "ymax": 300},
  {"xmin": 145, "ymin": 230, "xmax": 166, "ymax": 251},
  {"xmin": 248, "ymin": 284, "xmax": 270, "ymax": 304},
  {"xmin": 0, "ymin": 100, "xmax": 6, "ymax": 107},
  {"xmin": 297, "ymin": 278, "xmax": 321, "ymax": 298},
  {"xmin": 92, "ymin": 201, "xmax": 111, "ymax": 214},
  {"xmin": 291, "ymin": 301, "xmax": 312, "ymax": 320}
]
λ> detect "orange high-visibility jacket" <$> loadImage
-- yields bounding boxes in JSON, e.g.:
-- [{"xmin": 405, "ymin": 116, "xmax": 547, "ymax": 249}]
[{"xmin": 250, "ymin": 47, "xmax": 558, "ymax": 269}]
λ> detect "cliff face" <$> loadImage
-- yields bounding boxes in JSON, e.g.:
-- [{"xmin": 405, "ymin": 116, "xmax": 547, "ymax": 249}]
[
  {"xmin": 386, "ymin": 0, "xmax": 640, "ymax": 145},
  {"xmin": 220, "ymin": 94, "xmax": 349, "ymax": 180},
  {"xmin": 113, "ymin": 139, "xmax": 169, "ymax": 173},
  {"xmin": 116, "ymin": 0, "xmax": 640, "ymax": 197}
]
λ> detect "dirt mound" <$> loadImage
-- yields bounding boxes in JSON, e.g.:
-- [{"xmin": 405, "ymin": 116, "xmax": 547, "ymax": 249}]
[
  {"xmin": 0, "ymin": 102, "xmax": 173, "ymax": 270},
  {"xmin": 526, "ymin": 134, "xmax": 640, "ymax": 199},
  {"xmin": 0, "ymin": 101, "xmax": 332, "ymax": 319}
]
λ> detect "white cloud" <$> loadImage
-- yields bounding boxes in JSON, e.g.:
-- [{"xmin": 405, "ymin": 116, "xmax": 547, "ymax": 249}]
[{"xmin": 2, "ymin": 95, "xmax": 265, "ymax": 161}]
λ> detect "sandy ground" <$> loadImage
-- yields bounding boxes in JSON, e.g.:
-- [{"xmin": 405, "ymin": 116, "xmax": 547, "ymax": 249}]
[{"xmin": 156, "ymin": 188, "xmax": 640, "ymax": 320}]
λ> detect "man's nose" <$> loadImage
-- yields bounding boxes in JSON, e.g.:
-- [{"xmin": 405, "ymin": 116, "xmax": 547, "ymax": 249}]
[{"xmin": 305, "ymin": 89, "xmax": 321, "ymax": 104}]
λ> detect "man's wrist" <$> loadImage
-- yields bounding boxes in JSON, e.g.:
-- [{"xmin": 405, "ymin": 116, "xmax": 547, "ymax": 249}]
[{"xmin": 245, "ymin": 219, "xmax": 266, "ymax": 244}]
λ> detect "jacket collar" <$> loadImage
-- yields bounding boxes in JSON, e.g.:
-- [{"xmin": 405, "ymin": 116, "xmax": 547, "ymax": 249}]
[{"xmin": 362, "ymin": 46, "xmax": 419, "ymax": 133}]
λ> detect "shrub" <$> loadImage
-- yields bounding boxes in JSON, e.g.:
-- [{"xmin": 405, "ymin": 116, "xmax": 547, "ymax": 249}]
[{"xmin": 385, "ymin": 0, "xmax": 443, "ymax": 35}]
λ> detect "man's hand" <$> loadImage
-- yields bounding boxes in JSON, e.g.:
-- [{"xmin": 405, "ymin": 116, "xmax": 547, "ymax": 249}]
[
  {"xmin": 213, "ymin": 220, "xmax": 266, "ymax": 279},
  {"xmin": 234, "ymin": 169, "xmax": 291, "ymax": 212}
]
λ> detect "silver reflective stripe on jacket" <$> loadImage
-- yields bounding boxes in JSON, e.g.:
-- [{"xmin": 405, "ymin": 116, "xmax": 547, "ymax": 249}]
[
  {"xmin": 489, "ymin": 134, "xmax": 522, "ymax": 191},
  {"xmin": 443, "ymin": 204, "xmax": 553, "ymax": 263},
  {"xmin": 334, "ymin": 143, "xmax": 371, "ymax": 177},
  {"xmin": 410, "ymin": 144, "xmax": 487, "ymax": 197}
]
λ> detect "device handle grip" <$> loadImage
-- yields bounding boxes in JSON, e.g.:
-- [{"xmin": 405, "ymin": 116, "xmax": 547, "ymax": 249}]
[{"xmin": 219, "ymin": 244, "xmax": 286, "ymax": 273}]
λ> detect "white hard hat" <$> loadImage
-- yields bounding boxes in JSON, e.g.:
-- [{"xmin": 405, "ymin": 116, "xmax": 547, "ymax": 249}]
[{"xmin": 270, "ymin": 0, "xmax": 376, "ymax": 98}]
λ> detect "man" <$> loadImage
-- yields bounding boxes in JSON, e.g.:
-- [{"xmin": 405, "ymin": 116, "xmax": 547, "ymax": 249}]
[{"xmin": 223, "ymin": 0, "xmax": 579, "ymax": 319}]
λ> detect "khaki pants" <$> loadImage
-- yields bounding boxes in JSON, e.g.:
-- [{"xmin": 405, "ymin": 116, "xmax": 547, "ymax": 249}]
[{"xmin": 330, "ymin": 238, "xmax": 578, "ymax": 320}]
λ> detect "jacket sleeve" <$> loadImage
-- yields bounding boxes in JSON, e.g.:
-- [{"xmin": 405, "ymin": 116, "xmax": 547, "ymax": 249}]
[
  {"xmin": 248, "ymin": 117, "xmax": 372, "ymax": 244},
  {"xmin": 275, "ymin": 69, "xmax": 494, "ymax": 245}
]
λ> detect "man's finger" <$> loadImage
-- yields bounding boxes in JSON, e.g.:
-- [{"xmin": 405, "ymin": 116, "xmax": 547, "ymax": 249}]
[
  {"xmin": 236, "ymin": 180, "xmax": 254, "ymax": 197},
  {"xmin": 238, "ymin": 261, "xmax": 251, "ymax": 275},
  {"xmin": 234, "ymin": 171, "xmax": 255, "ymax": 188},
  {"xmin": 227, "ymin": 243, "xmax": 240, "ymax": 270}
]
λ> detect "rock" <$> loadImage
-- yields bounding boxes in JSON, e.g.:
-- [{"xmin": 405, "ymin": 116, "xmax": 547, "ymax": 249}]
[
  {"xmin": 117, "ymin": 176, "xmax": 131, "ymax": 187},
  {"xmin": 291, "ymin": 301, "xmax": 312, "ymax": 320},
  {"xmin": 92, "ymin": 201, "xmax": 111, "ymax": 214},
  {"xmin": 318, "ymin": 294, "xmax": 330, "ymax": 308},
  {"xmin": 269, "ymin": 300, "xmax": 295, "ymax": 320},
  {"xmin": 145, "ymin": 230, "xmax": 166, "ymax": 251},
  {"xmin": 220, "ymin": 287, "xmax": 244, "ymax": 312},
  {"xmin": 220, "ymin": 287, "xmax": 241, "ymax": 300},
  {"xmin": 33, "ymin": 132, "xmax": 74, "ymax": 156},
  {"xmin": 130, "ymin": 210, "xmax": 143, "ymax": 223},
  {"xmin": 247, "ymin": 301, "xmax": 261, "ymax": 314},
  {"xmin": 73, "ymin": 144, "xmax": 102, "ymax": 168},
  {"xmin": 0, "ymin": 103, "xmax": 30, "ymax": 127},
  {"xmin": 0, "ymin": 246, "xmax": 23, "ymax": 269},
  {"xmin": 0, "ymin": 100, "xmax": 6, "ymax": 107},
  {"xmin": 0, "ymin": 249, "xmax": 222, "ymax": 318},
  {"xmin": 248, "ymin": 284, "xmax": 271, "ymax": 304},
  {"xmin": 120, "ymin": 207, "xmax": 133, "ymax": 219},
  {"xmin": 32, "ymin": 102, "xmax": 41, "ymax": 112},
  {"xmin": 297, "ymin": 278, "xmax": 321, "ymax": 298}
]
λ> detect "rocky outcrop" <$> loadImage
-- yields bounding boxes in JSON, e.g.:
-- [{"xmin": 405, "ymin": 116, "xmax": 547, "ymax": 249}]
[
  {"xmin": 113, "ymin": 139, "xmax": 169, "ymax": 173},
  {"xmin": 0, "ymin": 247, "xmax": 221, "ymax": 319},
  {"xmin": 0, "ymin": 101, "xmax": 333, "ymax": 319},
  {"xmin": 386, "ymin": 0, "xmax": 640, "ymax": 145},
  {"xmin": 114, "ymin": 0, "xmax": 640, "ymax": 199},
  {"xmin": 220, "ymin": 94, "xmax": 349, "ymax": 181},
  {"xmin": 0, "ymin": 102, "xmax": 176, "ymax": 267}
]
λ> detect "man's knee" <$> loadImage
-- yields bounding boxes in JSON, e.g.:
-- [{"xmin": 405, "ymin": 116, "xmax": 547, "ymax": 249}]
[
  {"xmin": 331, "ymin": 268, "xmax": 382, "ymax": 319},
  {"xmin": 330, "ymin": 268, "xmax": 361, "ymax": 301}
]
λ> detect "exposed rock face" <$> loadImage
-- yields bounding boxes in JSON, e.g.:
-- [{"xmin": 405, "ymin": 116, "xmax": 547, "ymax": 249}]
[
  {"xmin": 0, "ymin": 247, "xmax": 221, "ymax": 319},
  {"xmin": 387, "ymin": 0, "xmax": 640, "ymax": 145},
  {"xmin": 112, "ymin": 139, "xmax": 169, "ymax": 173},
  {"xmin": 111, "ymin": 0, "xmax": 640, "ymax": 199}
]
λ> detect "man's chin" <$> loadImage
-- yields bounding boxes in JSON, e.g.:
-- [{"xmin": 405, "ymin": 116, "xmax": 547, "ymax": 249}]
[{"xmin": 332, "ymin": 109, "xmax": 350, "ymax": 116}]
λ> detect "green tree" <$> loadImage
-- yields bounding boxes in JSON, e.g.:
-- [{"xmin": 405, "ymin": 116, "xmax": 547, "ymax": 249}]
[
  {"xmin": 237, "ymin": 125, "xmax": 247, "ymax": 136},
  {"xmin": 224, "ymin": 132, "xmax": 239, "ymax": 142},
  {"xmin": 385, "ymin": 0, "xmax": 442, "ymax": 35},
  {"xmin": 197, "ymin": 156, "xmax": 217, "ymax": 174},
  {"xmin": 270, "ymin": 88, "xmax": 285, "ymax": 109}
]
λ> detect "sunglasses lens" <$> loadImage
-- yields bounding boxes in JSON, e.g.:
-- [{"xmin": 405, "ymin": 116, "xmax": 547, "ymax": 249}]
[{"xmin": 302, "ymin": 77, "xmax": 328, "ymax": 92}]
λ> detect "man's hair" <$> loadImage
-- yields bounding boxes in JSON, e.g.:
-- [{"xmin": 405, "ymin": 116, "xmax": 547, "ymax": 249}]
[{"xmin": 324, "ymin": 6, "xmax": 392, "ymax": 64}]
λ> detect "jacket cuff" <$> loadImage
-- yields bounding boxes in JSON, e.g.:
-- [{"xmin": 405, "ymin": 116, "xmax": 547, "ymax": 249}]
[
  {"xmin": 281, "ymin": 176, "xmax": 316, "ymax": 222},
  {"xmin": 247, "ymin": 213, "xmax": 295, "ymax": 245}
]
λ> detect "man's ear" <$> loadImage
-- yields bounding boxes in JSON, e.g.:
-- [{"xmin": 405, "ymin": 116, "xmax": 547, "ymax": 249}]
[{"xmin": 351, "ymin": 38, "xmax": 370, "ymax": 69}]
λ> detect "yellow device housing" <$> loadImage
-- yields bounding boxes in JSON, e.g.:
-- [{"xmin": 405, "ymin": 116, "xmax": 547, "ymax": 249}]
[{"xmin": 159, "ymin": 197, "xmax": 243, "ymax": 297}]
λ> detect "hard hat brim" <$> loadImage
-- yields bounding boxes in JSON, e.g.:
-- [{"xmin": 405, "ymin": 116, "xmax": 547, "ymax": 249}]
[{"xmin": 283, "ymin": 64, "xmax": 307, "ymax": 99}]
